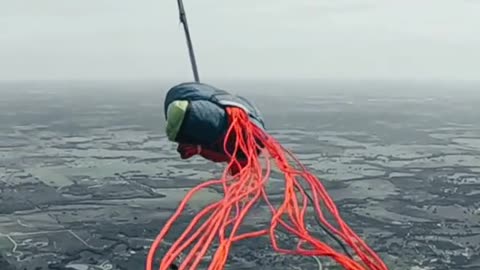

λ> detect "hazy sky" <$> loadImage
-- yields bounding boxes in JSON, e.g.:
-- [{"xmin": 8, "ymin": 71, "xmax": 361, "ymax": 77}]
[{"xmin": 1, "ymin": 0, "xmax": 479, "ymax": 81}]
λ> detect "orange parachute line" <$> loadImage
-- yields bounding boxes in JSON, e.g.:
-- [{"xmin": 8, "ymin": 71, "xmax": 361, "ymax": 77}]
[{"xmin": 146, "ymin": 107, "xmax": 389, "ymax": 270}]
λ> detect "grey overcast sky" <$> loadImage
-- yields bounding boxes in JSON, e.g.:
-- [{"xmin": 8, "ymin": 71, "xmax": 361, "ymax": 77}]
[{"xmin": 1, "ymin": 0, "xmax": 479, "ymax": 81}]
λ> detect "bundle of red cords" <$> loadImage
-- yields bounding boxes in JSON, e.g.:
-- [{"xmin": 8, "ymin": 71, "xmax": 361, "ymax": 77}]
[{"xmin": 146, "ymin": 107, "xmax": 388, "ymax": 270}]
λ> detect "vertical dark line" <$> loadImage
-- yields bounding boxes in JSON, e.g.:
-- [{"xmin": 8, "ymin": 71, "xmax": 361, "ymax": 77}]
[{"xmin": 177, "ymin": 0, "xmax": 200, "ymax": 82}]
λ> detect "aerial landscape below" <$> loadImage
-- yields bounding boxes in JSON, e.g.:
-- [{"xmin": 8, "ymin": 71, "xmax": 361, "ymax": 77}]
[{"xmin": 0, "ymin": 80, "xmax": 479, "ymax": 270}]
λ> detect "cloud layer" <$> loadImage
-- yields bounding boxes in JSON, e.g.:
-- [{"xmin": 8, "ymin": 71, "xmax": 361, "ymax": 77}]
[{"xmin": 1, "ymin": 0, "xmax": 479, "ymax": 81}]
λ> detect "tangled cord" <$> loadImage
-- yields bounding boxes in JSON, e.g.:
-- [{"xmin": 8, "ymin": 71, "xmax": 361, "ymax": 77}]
[
  {"xmin": 168, "ymin": 190, "xmax": 344, "ymax": 270},
  {"xmin": 147, "ymin": 107, "xmax": 388, "ymax": 270}
]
